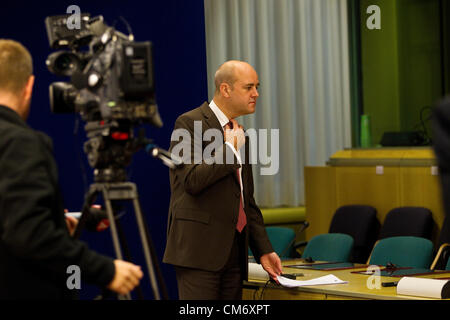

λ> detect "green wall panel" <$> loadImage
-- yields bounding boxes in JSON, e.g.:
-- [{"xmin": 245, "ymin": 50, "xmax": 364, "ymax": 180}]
[{"xmin": 359, "ymin": 0, "xmax": 443, "ymax": 146}]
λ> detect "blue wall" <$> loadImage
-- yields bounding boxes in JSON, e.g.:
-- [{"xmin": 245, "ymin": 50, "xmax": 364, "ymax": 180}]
[{"xmin": 1, "ymin": 0, "xmax": 208, "ymax": 299}]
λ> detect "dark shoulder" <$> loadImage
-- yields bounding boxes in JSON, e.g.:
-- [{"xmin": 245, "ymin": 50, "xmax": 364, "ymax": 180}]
[
  {"xmin": 435, "ymin": 96, "xmax": 450, "ymax": 117},
  {"xmin": 0, "ymin": 123, "xmax": 49, "ymax": 163},
  {"xmin": 173, "ymin": 102, "xmax": 209, "ymax": 131},
  {"xmin": 0, "ymin": 121, "xmax": 37, "ymax": 145},
  {"xmin": 176, "ymin": 102, "xmax": 209, "ymax": 122}
]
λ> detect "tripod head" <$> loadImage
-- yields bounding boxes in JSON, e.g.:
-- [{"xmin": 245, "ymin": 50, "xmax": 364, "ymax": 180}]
[
  {"xmin": 83, "ymin": 120, "xmax": 145, "ymax": 182},
  {"xmin": 83, "ymin": 120, "xmax": 181, "ymax": 183}
]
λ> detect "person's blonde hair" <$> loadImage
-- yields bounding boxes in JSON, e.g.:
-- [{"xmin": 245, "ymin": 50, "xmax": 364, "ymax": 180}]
[{"xmin": 0, "ymin": 39, "xmax": 33, "ymax": 94}]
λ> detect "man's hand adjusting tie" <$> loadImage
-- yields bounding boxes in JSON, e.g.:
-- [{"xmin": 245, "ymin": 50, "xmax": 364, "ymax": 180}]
[{"xmin": 224, "ymin": 118, "xmax": 245, "ymax": 151}]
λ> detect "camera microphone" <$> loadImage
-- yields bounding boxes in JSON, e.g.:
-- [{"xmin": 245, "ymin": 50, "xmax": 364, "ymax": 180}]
[{"xmin": 145, "ymin": 144, "xmax": 182, "ymax": 169}]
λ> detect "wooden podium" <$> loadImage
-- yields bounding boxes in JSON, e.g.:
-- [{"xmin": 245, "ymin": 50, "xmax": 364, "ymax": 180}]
[{"xmin": 304, "ymin": 147, "xmax": 445, "ymax": 245}]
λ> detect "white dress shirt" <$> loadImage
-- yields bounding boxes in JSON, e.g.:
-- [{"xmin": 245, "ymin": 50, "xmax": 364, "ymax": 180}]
[{"xmin": 209, "ymin": 100, "xmax": 244, "ymax": 203}]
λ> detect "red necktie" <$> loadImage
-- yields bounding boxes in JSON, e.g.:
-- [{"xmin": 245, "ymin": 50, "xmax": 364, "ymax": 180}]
[
  {"xmin": 236, "ymin": 169, "xmax": 247, "ymax": 232},
  {"xmin": 224, "ymin": 122, "xmax": 246, "ymax": 232}
]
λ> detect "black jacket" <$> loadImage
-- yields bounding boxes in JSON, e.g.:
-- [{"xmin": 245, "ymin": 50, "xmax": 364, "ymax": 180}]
[
  {"xmin": 0, "ymin": 105, "xmax": 114, "ymax": 299},
  {"xmin": 433, "ymin": 96, "xmax": 450, "ymax": 246}
]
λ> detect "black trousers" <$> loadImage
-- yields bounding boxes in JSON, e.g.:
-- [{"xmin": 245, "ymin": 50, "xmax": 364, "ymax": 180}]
[{"xmin": 175, "ymin": 230, "xmax": 245, "ymax": 300}]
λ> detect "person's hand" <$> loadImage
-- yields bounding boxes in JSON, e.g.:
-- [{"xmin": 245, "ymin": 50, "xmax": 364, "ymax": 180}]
[
  {"xmin": 224, "ymin": 119, "xmax": 245, "ymax": 150},
  {"xmin": 107, "ymin": 260, "xmax": 143, "ymax": 295},
  {"xmin": 64, "ymin": 209, "xmax": 78, "ymax": 236},
  {"xmin": 65, "ymin": 216, "xmax": 78, "ymax": 236},
  {"xmin": 260, "ymin": 252, "xmax": 282, "ymax": 283}
]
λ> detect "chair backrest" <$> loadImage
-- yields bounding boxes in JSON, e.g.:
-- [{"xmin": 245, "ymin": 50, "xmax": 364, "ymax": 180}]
[
  {"xmin": 328, "ymin": 205, "xmax": 379, "ymax": 263},
  {"xmin": 368, "ymin": 236, "xmax": 434, "ymax": 268},
  {"xmin": 379, "ymin": 207, "xmax": 433, "ymax": 240},
  {"xmin": 302, "ymin": 233, "xmax": 354, "ymax": 262},
  {"xmin": 249, "ymin": 226, "xmax": 296, "ymax": 258}
]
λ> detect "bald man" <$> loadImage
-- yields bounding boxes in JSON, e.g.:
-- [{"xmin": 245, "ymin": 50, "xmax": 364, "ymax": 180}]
[
  {"xmin": 0, "ymin": 39, "xmax": 143, "ymax": 299},
  {"xmin": 163, "ymin": 60, "xmax": 282, "ymax": 300}
]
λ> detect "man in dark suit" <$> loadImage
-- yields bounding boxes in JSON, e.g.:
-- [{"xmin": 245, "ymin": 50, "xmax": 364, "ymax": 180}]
[
  {"xmin": 164, "ymin": 60, "xmax": 282, "ymax": 299},
  {"xmin": 432, "ymin": 96, "xmax": 450, "ymax": 248},
  {"xmin": 0, "ymin": 39, "xmax": 143, "ymax": 299}
]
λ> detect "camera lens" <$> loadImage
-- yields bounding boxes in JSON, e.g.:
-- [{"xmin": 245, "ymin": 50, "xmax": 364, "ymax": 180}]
[
  {"xmin": 46, "ymin": 51, "xmax": 80, "ymax": 77},
  {"xmin": 55, "ymin": 55, "xmax": 76, "ymax": 72}
]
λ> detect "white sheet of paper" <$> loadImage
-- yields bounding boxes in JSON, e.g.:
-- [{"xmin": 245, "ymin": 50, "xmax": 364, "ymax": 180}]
[
  {"xmin": 248, "ymin": 263, "xmax": 269, "ymax": 281},
  {"xmin": 397, "ymin": 277, "xmax": 448, "ymax": 299},
  {"xmin": 65, "ymin": 212, "xmax": 81, "ymax": 219},
  {"xmin": 277, "ymin": 274, "xmax": 348, "ymax": 288}
]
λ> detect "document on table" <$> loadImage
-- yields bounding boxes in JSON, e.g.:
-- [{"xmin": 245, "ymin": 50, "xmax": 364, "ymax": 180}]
[{"xmin": 277, "ymin": 274, "xmax": 348, "ymax": 288}]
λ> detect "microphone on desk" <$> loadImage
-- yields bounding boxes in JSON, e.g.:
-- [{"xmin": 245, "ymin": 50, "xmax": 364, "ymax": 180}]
[
  {"xmin": 382, "ymin": 281, "xmax": 399, "ymax": 287},
  {"xmin": 298, "ymin": 221, "xmax": 309, "ymax": 234},
  {"xmin": 291, "ymin": 221, "xmax": 310, "ymax": 257},
  {"xmin": 279, "ymin": 273, "xmax": 303, "ymax": 280}
]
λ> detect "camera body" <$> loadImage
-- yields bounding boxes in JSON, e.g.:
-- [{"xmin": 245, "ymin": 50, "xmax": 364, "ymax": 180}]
[
  {"xmin": 45, "ymin": 13, "xmax": 162, "ymax": 182},
  {"xmin": 45, "ymin": 14, "xmax": 161, "ymax": 125}
]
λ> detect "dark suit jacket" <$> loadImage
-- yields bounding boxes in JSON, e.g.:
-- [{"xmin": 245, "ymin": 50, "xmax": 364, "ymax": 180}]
[
  {"xmin": 432, "ymin": 96, "xmax": 450, "ymax": 245},
  {"xmin": 0, "ymin": 105, "xmax": 114, "ymax": 299},
  {"xmin": 163, "ymin": 102, "xmax": 273, "ymax": 278}
]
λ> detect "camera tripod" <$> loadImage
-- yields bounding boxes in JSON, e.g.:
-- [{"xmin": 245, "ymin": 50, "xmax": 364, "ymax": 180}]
[{"xmin": 74, "ymin": 180, "xmax": 167, "ymax": 300}]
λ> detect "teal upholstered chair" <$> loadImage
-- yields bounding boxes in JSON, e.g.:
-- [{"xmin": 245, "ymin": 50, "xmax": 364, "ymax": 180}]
[
  {"xmin": 249, "ymin": 226, "xmax": 296, "ymax": 258},
  {"xmin": 301, "ymin": 233, "xmax": 354, "ymax": 262},
  {"xmin": 368, "ymin": 236, "xmax": 433, "ymax": 268}
]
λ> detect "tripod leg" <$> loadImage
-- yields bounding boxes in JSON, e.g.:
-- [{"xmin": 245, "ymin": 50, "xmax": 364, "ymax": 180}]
[
  {"xmin": 115, "ymin": 213, "xmax": 145, "ymax": 300},
  {"xmin": 102, "ymin": 188, "xmax": 131, "ymax": 300},
  {"xmin": 132, "ymin": 196, "xmax": 162, "ymax": 300},
  {"xmin": 140, "ymin": 206, "xmax": 169, "ymax": 300}
]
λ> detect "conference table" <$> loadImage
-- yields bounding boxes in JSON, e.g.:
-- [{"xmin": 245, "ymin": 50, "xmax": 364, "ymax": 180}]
[{"xmin": 243, "ymin": 259, "xmax": 450, "ymax": 300}]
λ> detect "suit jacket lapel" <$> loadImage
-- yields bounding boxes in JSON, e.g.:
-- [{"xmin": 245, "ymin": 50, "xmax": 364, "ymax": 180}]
[
  {"xmin": 200, "ymin": 102, "xmax": 241, "ymax": 187},
  {"xmin": 200, "ymin": 102, "xmax": 222, "ymax": 131}
]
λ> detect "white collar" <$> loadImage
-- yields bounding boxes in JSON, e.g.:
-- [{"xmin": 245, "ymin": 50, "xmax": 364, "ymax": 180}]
[{"xmin": 209, "ymin": 99, "xmax": 230, "ymax": 129}]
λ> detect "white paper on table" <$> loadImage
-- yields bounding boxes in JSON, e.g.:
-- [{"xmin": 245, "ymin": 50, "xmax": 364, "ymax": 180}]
[
  {"xmin": 277, "ymin": 274, "xmax": 348, "ymax": 288},
  {"xmin": 396, "ymin": 277, "xmax": 450, "ymax": 299},
  {"xmin": 248, "ymin": 263, "xmax": 269, "ymax": 281}
]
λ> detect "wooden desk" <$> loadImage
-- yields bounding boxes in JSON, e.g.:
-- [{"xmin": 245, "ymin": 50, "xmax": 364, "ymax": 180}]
[{"xmin": 243, "ymin": 259, "xmax": 450, "ymax": 300}]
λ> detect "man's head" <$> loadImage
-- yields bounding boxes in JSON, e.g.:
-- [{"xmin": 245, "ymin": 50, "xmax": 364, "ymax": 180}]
[
  {"xmin": 213, "ymin": 60, "xmax": 259, "ymax": 119},
  {"xmin": 0, "ymin": 39, "xmax": 34, "ymax": 120}
]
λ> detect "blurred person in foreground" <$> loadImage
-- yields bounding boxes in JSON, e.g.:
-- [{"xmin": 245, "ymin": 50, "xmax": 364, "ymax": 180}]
[
  {"xmin": 0, "ymin": 39, "xmax": 143, "ymax": 299},
  {"xmin": 433, "ymin": 96, "xmax": 450, "ymax": 254}
]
